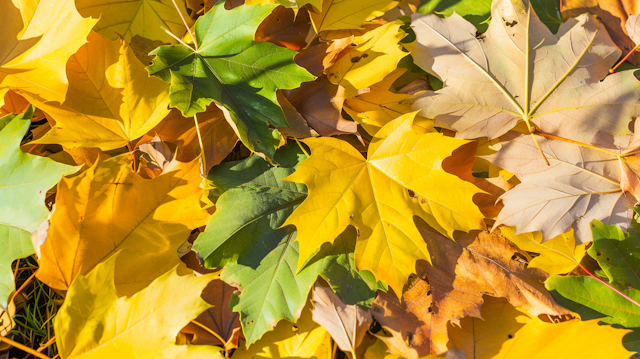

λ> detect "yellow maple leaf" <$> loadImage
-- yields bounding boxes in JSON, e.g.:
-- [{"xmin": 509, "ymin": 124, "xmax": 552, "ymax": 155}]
[
  {"xmin": 0, "ymin": 0, "xmax": 97, "ymax": 103},
  {"xmin": 76, "ymin": 0, "xmax": 193, "ymax": 43},
  {"xmin": 55, "ymin": 254, "xmax": 224, "ymax": 359},
  {"xmin": 310, "ymin": 0, "xmax": 399, "ymax": 34},
  {"xmin": 327, "ymin": 21, "xmax": 408, "ymax": 97},
  {"xmin": 343, "ymin": 69, "xmax": 413, "ymax": 136},
  {"xmin": 283, "ymin": 112, "xmax": 485, "ymax": 294},
  {"xmin": 493, "ymin": 315, "xmax": 631, "ymax": 358},
  {"xmin": 233, "ymin": 304, "xmax": 331, "ymax": 359},
  {"xmin": 36, "ymin": 154, "xmax": 210, "ymax": 296},
  {"xmin": 28, "ymin": 32, "xmax": 171, "ymax": 151}
]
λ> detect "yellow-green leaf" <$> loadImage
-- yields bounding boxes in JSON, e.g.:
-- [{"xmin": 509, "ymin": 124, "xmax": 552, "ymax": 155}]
[
  {"xmin": 310, "ymin": 0, "xmax": 398, "ymax": 33},
  {"xmin": 29, "ymin": 32, "xmax": 171, "ymax": 151},
  {"xmin": 55, "ymin": 254, "xmax": 223, "ymax": 359},
  {"xmin": 283, "ymin": 112, "xmax": 485, "ymax": 294}
]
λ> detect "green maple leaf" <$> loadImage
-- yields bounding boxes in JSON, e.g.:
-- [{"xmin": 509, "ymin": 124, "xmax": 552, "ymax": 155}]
[
  {"xmin": 147, "ymin": 1, "xmax": 315, "ymax": 160},
  {"xmin": 194, "ymin": 144, "xmax": 320, "ymax": 345},
  {"xmin": 0, "ymin": 108, "xmax": 77, "ymax": 309}
]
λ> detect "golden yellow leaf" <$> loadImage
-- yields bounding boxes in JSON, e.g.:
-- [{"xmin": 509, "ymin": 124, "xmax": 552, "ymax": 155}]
[
  {"xmin": 364, "ymin": 339, "xmax": 404, "ymax": 359},
  {"xmin": 29, "ymin": 32, "xmax": 171, "ymax": 151},
  {"xmin": 493, "ymin": 316, "xmax": 632, "ymax": 359},
  {"xmin": 310, "ymin": 0, "xmax": 398, "ymax": 33},
  {"xmin": 447, "ymin": 296, "xmax": 526, "ymax": 359},
  {"xmin": 36, "ymin": 155, "xmax": 210, "ymax": 296},
  {"xmin": 232, "ymin": 304, "xmax": 331, "ymax": 359},
  {"xmin": 283, "ymin": 112, "xmax": 485, "ymax": 294},
  {"xmin": 76, "ymin": 0, "xmax": 193, "ymax": 43},
  {"xmin": 55, "ymin": 254, "xmax": 223, "ymax": 359},
  {"xmin": 501, "ymin": 227, "xmax": 586, "ymax": 276},
  {"xmin": 343, "ymin": 69, "xmax": 413, "ymax": 136},
  {"xmin": 327, "ymin": 21, "xmax": 407, "ymax": 97},
  {"xmin": 0, "ymin": 0, "xmax": 97, "ymax": 103}
]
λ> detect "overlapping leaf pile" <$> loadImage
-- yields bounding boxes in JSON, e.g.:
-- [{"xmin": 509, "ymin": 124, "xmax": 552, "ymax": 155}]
[{"xmin": 3, "ymin": 0, "xmax": 640, "ymax": 357}]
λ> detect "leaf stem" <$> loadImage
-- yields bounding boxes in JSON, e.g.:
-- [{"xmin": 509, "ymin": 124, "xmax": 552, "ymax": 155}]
[
  {"xmin": 37, "ymin": 336, "xmax": 56, "ymax": 352},
  {"xmin": 610, "ymin": 43, "xmax": 640, "ymax": 74},
  {"xmin": 190, "ymin": 320, "xmax": 226, "ymax": 345},
  {"xmin": 579, "ymin": 263, "xmax": 640, "ymax": 308},
  {"xmin": 12, "ymin": 271, "xmax": 36, "ymax": 302},
  {"xmin": 535, "ymin": 132, "xmax": 621, "ymax": 157},
  {"xmin": 293, "ymin": 137, "xmax": 309, "ymax": 157},
  {"xmin": 127, "ymin": 142, "xmax": 138, "ymax": 172},
  {"xmin": 0, "ymin": 336, "xmax": 52, "ymax": 359},
  {"xmin": 170, "ymin": 0, "xmax": 198, "ymax": 50},
  {"xmin": 27, "ymin": 144, "xmax": 40, "ymax": 154},
  {"xmin": 193, "ymin": 113, "xmax": 206, "ymax": 173}
]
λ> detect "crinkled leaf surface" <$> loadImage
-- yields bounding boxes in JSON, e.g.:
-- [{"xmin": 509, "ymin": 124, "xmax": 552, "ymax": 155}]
[
  {"xmin": 310, "ymin": 284, "xmax": 373, "ymax": 357},
  {"xmin": 283, "ymin": 112, "xmax": 485, "ymax": 295},
  {"xmin": 484, "ymin": 132, "xmax": 634, "ymax": 243},
  {"xmin": 29, "ymin": 32, "xmax": 171, "ymax": 151},
  {"xmin": 193, "ymin": 146, "xmax": 321, "ymax": 345},
  {"xmin": 0, "ymin": 109, "xmax": 77, "ymax": 309},
  {"xmin": 37, "ymin": 155, "xmax": 210, "ymax": 296},
  {"xmin": 232, "ymin": 305, "xmax": 331, "ymax": 359},
  {"xmin": 0, "ymin": 0, "xmax": 97, "ymax": 102},
  {"xmin": 148, "ymin": 1, "xmax": 315, "ymax": 160},
  {"xmin": 411, "ymin": 0, "xmax": 640, "ymax": 148},
  {"xmin": 55, "ymin": 255, "xmax": 223, "ymax": 359},
  {"xmin": 76, "ymin": 0, "xmax": 192, "ymax": 43},
  {"xmin": 501, "ymin": 227, "xmax": 586, "ymax": 276}
]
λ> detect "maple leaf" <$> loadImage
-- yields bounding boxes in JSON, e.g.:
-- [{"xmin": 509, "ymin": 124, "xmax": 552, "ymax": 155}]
[
  {"xmin": 310, "ymin": 284, "xmax": 373, "ymax": 358},
  {"xmin": 309, "ymin": 0, "xmax": 398, "ymax": 34},
  {"xmin": 232, "ymin": 305, "xmax": 331, "ymax": 359},
  {"xmin": 138, "ymin": 106, "xmax": 239, "ymax": 173},
  {"xmin": 181, "ymin": 279, "xmax": 242, "ymax": 351},
  {"xmin": 305, "ymin": 226, "xmax": 383, "ymax": 308},
  {"xmin": 343, "ymin": 69, "xmax": 413, "ymax": 136},
  {"xmin": 0, "ymin": 108, "xmax": 78, "ymax": 309},
  {"xmin": 326, "ymin": 21, "xmax": 408, "ymax": 97},
  {"xmin": 193, "ymin": 145, "xmax": 322, "ymax": 345},
  {"xmin": 283, "ymin": 112, "xmax": 485, "ymax": 294},
  {"xmin": 484, "ymin": 132, "xmax": 634, "ymax": 242},
  {"xmin": 54, "ymin": 254, "xmax": 224, "ymax": 359},
  {"xmin": 500, "ymin": 227, "xmax": 586, "ymax": 276},
  {"xmin": 36, "ymin": 155, "xmax": 210, "ymax": 296},
  {"xmin": 27, "ymin": 32, "xmax": 171, "ymax": 151},
  {"xmin": 410, "ymin": 0, "xmax": 640, "ymax": 149},
  {"xmin": 0, "ymin": 0, "xmax": 97, "ymax": 103},
  {"xmin": 371, "ymin": 221, "xmax": 568, "ymax": 356},
  {"xmin": 447, "ymin": 296, "xmax": 526, "ymax": 359},
  {"xmin": 147, "ymin": 1, "xmax": 315, "ymax": 160},
  {"xmin": 76, "ymin": 0, "xmax": 193, "ymax": 43},
  {"xmin": 561, "ymin": 0, "xmax": 638, "ymax": 64},
  {"xmin": 493, "ymin": 315, "xmax": 631, "ymax": 359}
]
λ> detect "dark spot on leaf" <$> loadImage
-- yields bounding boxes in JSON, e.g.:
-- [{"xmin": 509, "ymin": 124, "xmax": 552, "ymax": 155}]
[
  {"xmin": 505, "ymin": 20, "xmax": 517, "ymax": 27},
  {"xmin": 596, "ymin": 252, "xmax": 601, "ymax": 256},
  {"xmin": 625, "ymin": 46, "xmax": 631, "ymax": 50},
  {"xmin": 508, "ymin": 334, "xmax": 514, "ymax": 339},
  {"xmin": 407, "ymin": 332, "xmax": 414, "ymax": 346},
  {"xmin": 607, "ymin": 257, "xmax": 610, "ymax": 261},
  {"xmin": 407, "ymin": 189, "xmax": 416, "ymax": 198},
  {"xmin": 268, "ymin": 124, "xmax": 275, "ymax": 129},
  {"xmin": 361, "ymin": 53, "xmax": 369, "ymax": 59},
  {"xmin": 596, "ymin": 15, "xmax": 602, "ymax": 20},
  {"xmin": 350, "ymin": 213, "xmax": 354, "ymax": 219},
  {"xmin": 426, "ymin": 306, "xmax": 432, "ymax": 313},
  {"xmin": 351, "ymin": 42, "xmax": 358, "ymax": 47},
  {"xmin": 292, "ymin": 325, "xmax": 298, "ymax": 332},
  {"xmin": 351, "ymin": 56, "xmax": 361, "ymax": 63}
]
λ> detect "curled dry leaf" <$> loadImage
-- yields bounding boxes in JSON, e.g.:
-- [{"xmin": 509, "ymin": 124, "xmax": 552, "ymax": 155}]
[
  {"xmin": 181, "ymin": 279, "xmax": 242, "ymax": 351},
  {"xmin": 561, "ymin": 0, "xmax": 639, "ymax": 63},
  {"xmin": 281, "ymin": 77, "xmax": 358, "ymax": 137},
  {"xmin": 372, "ymin": 220, "xmax": 569, "ymax": 356},
  {"xmin": 256, "ymin": 6, "xmax": 312, "ymax": 51},
  {"xmin": 310, "ymin": 284, "xmax": 373, "ymax": 358}
]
